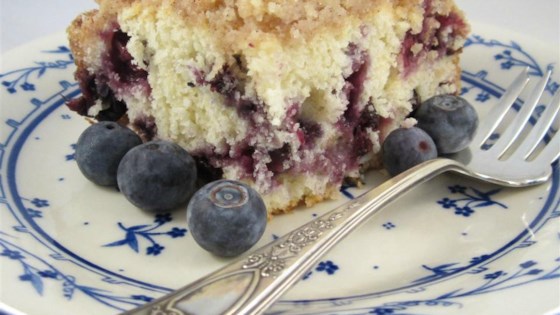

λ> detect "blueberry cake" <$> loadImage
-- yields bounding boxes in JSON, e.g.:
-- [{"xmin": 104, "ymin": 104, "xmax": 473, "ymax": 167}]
[{"xmin": 67, "ymin": 0, "xmax": 469, "ymax": 214}]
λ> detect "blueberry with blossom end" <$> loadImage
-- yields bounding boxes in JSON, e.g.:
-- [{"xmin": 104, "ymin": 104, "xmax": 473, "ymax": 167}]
[
  {"xmin": 117, "ymin": 140, "xmax": 197, "ymax": 212},
  {"xmin": 382, "ymin": 127, "xmax": 438, "ymax": 176},
  {"xmin": 187, "ymin": 179, "xmax": 267, "ymax": 257},
  {"xmin": 76, "ymin": 121, "xmax": 142, "ymax": 186},
  {"xmin": 415, "ymin": 95, "xmax": 478, "ymax": 154}
]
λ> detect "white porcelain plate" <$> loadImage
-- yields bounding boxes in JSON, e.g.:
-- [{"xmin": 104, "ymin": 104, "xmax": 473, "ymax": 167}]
[{"xmin": 1, "ymin": 23, "xmax": 559, "ymax": 315}]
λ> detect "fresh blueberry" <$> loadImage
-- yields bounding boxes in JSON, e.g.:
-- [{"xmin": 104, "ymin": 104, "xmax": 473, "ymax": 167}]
[
  {"xmin": 117, "ymin": 140, "xmax": 197, "ymax": 212},
  {"xmin": 187, "ymin": 179, "xmax": 267, "ymax": 257},
  {"xmin": 382, "ymin": 127, "xmax": 437, "ymax": 176},
  {"xmin": 415, "ymin": 95, "xmax": 478, "ymax": 154},
  {"xmin": 75, "ymin": 121, "xmax": 142, "ymax": 186}
]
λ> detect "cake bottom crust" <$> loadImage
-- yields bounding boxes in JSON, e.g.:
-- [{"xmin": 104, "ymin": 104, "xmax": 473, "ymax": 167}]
[{"xmin": 268, "ymin": 184, "xmax": 340, "ymax": 216}]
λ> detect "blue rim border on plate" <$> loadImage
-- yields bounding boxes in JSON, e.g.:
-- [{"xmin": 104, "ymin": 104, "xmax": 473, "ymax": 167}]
[{"xmin": 4, "ymin": 88, "xmax": 173, "ymax": 293}]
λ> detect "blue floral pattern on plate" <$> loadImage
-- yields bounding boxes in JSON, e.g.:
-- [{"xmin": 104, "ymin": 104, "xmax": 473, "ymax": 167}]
[
  {"xmin": 0, "ymin": 233, "xmax": 157, "ymax": 310},
  {"xmin": 0, "ymin": 30, "xmax": 559, "ymax": 315},
  {"xmin": 104, "ymin": 213, "xmax": 187, "ymax": 256},
  {"xmin": 437, "ymin": 185, "xmax": 507, "ymax": 217},
  {"xmin": 0, "ymin": 46, "xmax": 73, "ymax": 94}
]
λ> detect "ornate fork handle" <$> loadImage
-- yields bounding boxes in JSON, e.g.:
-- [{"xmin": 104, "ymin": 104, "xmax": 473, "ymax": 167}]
[{"xmin": 126, "ymin": 158, "xmax": 462, "ymax": 315}]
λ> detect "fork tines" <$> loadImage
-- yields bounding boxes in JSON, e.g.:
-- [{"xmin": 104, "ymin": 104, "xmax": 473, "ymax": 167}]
[{"xmin": 475, "ymin": 67, "xmax": 560, "ymax": 164}]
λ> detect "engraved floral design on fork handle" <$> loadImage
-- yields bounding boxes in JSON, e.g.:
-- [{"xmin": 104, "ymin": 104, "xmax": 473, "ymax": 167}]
[
  {"xmin": 128, "ymin": 160, "xmax": 460, "ymax": 315},
  {"xmin": 133, "ymin": 199, "xmax": 371, "ymax": 315},
  {"xmin": 242, "ymin": 208, "xmax": 354, "ymax": 278},
  {"xmin": 120, "ymin": 199, "xmax": 361, "ymax": 315}
]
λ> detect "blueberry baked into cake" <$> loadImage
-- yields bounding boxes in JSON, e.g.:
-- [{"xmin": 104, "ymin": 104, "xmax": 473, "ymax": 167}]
[{"xmin": 66, "ymin": 0, "xmax": 470, "ymax": 214}]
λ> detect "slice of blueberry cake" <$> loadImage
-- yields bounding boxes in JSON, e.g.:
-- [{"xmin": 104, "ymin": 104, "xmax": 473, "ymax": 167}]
[{"xmin": 66, "ymin": 0, "xmax": 469, "ymax": 214}]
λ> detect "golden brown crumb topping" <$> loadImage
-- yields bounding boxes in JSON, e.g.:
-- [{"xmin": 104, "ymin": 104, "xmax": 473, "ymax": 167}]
[{"xmin": 92, "ymin": 0, "xmax": 431, "ymax": 41}]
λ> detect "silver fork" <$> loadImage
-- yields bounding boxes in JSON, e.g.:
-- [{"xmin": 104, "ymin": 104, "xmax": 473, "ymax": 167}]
[{"xmin": 125, "ymin": 67, "xmax": 559, "ymax": 315}]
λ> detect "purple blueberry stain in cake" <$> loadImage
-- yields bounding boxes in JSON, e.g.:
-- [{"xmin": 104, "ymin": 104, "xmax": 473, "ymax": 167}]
[
  {"xmin": 192, "ymin": 64, "xmax": 261, "ymax": 122},
  {"xmin": 315, "ymin": 142, "xmax": 356, "ymax": 185},
  {"xmin": 190, "ymin": 66, "xmax": 207, "ymax": 86},
  {"xmin": 200, "ymin": 140, "xmax": 257, "ymax": 183},
  {"xmin": 353, "ymin": 104, "xmax": 381, "ymax": 156},
  {"xmin": 197, "ymin": 42, "xmax": 383, "ymax": 190},
  {"xmin": 267, "ymin": 144, "xmax": 292, "ymax": 174},
  {"xmin": 132, "ymin": 115, "xmax": 158, "ymax": 141},
  {"xmin": 343, "ymin": 43, "xmax": 370, "ymax": 123},
  {"xmin": 185, "ymin": 60, "xmax": 293, "ymax": 190},
  {"xmin": 235, "ymin": 145, "xmax": 257, "ymax": 177},
  {"xmin": 96, "ymin": 87, "xmax": 129, "ymax": 121},
  {"xmin": 284, "ymin": 104, "xmax": 300, "ymax": 128},
  {"xmin": 67, "ymin": 68, "xmax": 128, "ymax": 121},
  {"xmin": 236, "ymin": 100, "xmax": 259, "ymax": 120},
  {"xmin": 101, "ymin": 27, "xmax": 150, "ymax": 94},
  {"xmin": 208, "ymin": 66, "xmax": 238, "ymax": 99},
  {"xmin": 297, "ymin": 119, "xmax": 322, "ymax": 149},
  {"xmin": 67, "ymin": 69, "xmax": 97, "ymax": 116},
  {"xmin": 337, "ymin": 43, "xmax": 386, "ymax": 162},
  {"xmin": 67, "ymin": 25, "xmax": 151, "ymax": 121},
  {"xmin": 182, "ymin": 44, "xmax": 389, "ymax": 193},
  {"xmin": 400, "ymin": 0, "xmax": 468, "ymax": 76},
  {"xmin": 183, "ymin": 40, "xmax": 397, "ymax": 196},
  {"xmin": 435, "ymin": 12, "xmax": 468, "ymax": 55}
]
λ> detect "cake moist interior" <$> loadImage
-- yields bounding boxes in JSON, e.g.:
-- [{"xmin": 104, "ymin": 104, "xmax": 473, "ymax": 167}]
[{"xmin": 66, "ymin": 0, "xmax": 469, "ymax": 212}]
